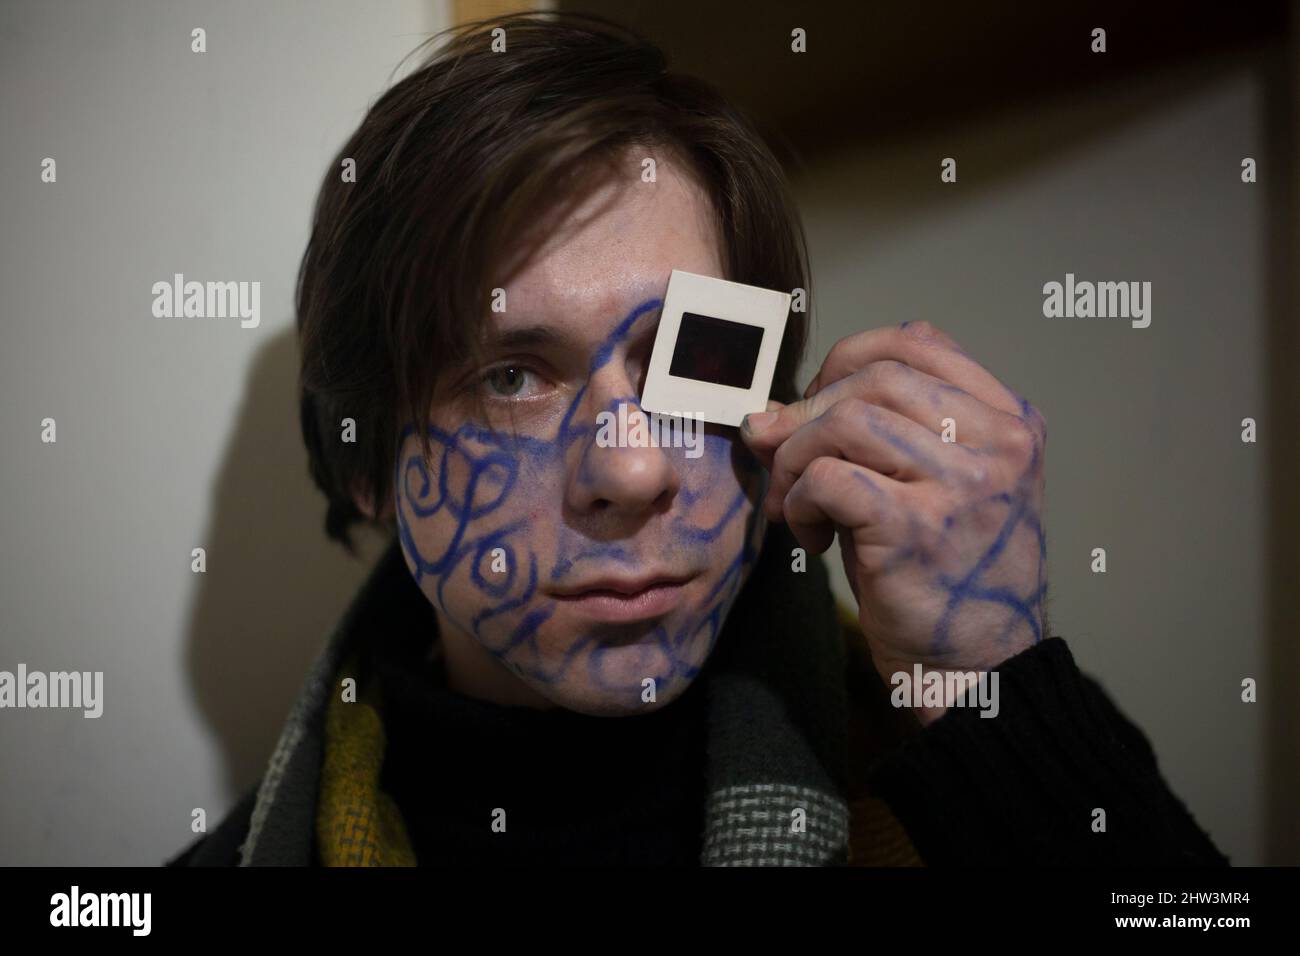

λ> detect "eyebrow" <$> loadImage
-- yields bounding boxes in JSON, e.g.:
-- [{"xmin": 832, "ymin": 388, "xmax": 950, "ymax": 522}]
[
  {"xmin": 482, "ymin": 324, "xmax": 575, "ymax": 353},
  {"xmin": 483, "ymin": 306, "xmax": 662, "ymax": 357}
]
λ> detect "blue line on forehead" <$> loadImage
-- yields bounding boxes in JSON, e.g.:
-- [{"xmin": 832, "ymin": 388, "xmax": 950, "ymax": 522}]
[
  {"xmin": 556, "ymin": 296, "xmax": 663, "ymax": 446},
  {"xmin": 589, "ymin": 296, "xmax": 663, "ymax": 373}
]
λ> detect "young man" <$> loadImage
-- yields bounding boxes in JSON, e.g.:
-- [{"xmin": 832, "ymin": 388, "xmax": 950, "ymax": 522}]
[{"xmin": 169, "ymin": 12, "xmax": 1226, "ymax": 867}]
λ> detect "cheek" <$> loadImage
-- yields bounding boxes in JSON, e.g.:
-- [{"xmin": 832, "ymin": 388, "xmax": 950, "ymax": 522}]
[
  {"xmin": 674, "ymin": 432, "xmax": 758, "ymax": 523},
  {"xmin": 399, "ymin": 423, "xmax": 607, "ymax": 660},
  {"xmin": 395, "ymin": 428, "xmax": 543, "ymax": 615}
]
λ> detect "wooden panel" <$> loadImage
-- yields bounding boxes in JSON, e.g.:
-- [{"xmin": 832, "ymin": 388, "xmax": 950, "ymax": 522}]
[{"xmin": 452, "ymin": 0, "xmax": 547, "ymax": 27}]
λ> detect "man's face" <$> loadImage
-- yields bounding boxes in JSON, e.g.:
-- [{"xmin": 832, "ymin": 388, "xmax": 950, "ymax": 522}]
[{"xmin": 392, "ymin": 155, "xmax": 767, "ymax": 715}]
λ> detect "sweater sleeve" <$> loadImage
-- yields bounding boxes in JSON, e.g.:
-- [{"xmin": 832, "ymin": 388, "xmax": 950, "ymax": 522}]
[{"xmin": 867, "ymin": 636, "xmax": 1230, "ymax": 866}]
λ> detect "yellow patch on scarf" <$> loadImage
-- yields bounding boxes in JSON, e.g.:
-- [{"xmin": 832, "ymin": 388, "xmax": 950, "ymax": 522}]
[{"xmin": 316, "ymin": 653, "xmax": 417, "ymax": 867}]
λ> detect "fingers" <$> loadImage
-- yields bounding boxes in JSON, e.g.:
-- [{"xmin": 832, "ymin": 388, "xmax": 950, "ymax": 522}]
[
  {"xmin": 743, "ymin": 361, "xmax": 1022, "ymax": 475},
  {"xmin": 761, "ymin": 399, "xmax": 943, "ymax": 522},
  {"xmin": 741, "ymin": 384, "xmax": 843, "ymax": 470},
  {"xmin": 737, "ymin": 322, "xmax": 1044, "ymax": 551},
  {"xmin": 782, "ymin": 456, "xmax": 899, "ymax": 555},
  {"xmin": 804, "ymin": 321, "xmax": 1022, "ymax": 418}
]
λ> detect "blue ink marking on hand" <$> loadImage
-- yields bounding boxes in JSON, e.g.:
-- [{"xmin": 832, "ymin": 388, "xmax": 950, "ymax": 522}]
[
  {"xmin": 852, "ymin": 470, "xmax": 884, "ymax": 497},
  {"xmin": 927, "ymin": 466, "xmax": 1046, "ymax": 652},
  {"xmin": 865, "ymin": 414, "xmax": 946, "ymax": 479}
]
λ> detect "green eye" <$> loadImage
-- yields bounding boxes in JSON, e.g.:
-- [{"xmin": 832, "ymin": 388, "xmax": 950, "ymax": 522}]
[{"xmin": 485, "ymin": 365, "xmax": 528, "ymax": 397}]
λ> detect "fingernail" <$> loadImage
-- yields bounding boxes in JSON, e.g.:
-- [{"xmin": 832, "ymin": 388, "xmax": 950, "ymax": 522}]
[{"xmin": 743, "ymin": 411, "xmax": 777, "ymax": 434}]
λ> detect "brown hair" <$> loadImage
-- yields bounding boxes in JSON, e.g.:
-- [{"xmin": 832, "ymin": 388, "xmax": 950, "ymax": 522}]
[{"xmin": 297, "ymin": 10, "xmax": 811, "ymax": 552}]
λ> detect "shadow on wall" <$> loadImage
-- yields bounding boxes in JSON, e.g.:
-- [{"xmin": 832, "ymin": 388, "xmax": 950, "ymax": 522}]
[{"xmin": 181, "ymin": 325, "xmax": 387, "ymax": 800}]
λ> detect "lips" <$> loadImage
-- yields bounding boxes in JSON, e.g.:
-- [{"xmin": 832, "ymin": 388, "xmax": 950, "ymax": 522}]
[
  {"xmin": 550, "ymin": 572, "xmax": 693, "ymax": 599},
  {"xmin": 548, "ymin": 572, "xmax": 695, "ymax": 624}
]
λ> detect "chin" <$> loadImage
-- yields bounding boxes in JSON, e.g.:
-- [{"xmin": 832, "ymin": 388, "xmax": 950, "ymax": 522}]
[
  {"xmin": 539, "ymin": 679, "xmax": 699, "ymax": 718},
  {"xmin": 525, "ymin": 635, "xmax": 707, "ymax": 717}
]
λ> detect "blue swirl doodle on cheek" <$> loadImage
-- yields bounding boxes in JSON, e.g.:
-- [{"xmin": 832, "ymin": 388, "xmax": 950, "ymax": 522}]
[
  {"xmin": 471, "ymin": 551, "xmax": 537, "ymax": 634},
  {"xmin": 469, "ymin": 525, "xmax": 520, "ymax": 598},
  {"xmin": 395, "ymin": 295, "xmax": 762, "ymax": 694},
  {"xmin": 672, "ymin": 489, "xmax": 746, "ymax": 546}
]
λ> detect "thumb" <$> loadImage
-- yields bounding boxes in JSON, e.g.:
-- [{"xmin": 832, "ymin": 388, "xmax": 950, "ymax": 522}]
[
  {"xmin": 740, "ymin": 388, "xmax": 839, "ymax": 462},
  {"xmin": 738, "ymin": 399, "xmax": 788, "ymax": 468}
]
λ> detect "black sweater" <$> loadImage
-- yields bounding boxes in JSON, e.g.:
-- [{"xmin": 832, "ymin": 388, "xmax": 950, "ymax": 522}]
[
  {"xmin": 168, "ymin": 570, "xmax": 1228, "ymax": 867},
  {"xmin": 370, "ymin": 613, "xmax": 710, "ymax": 866},
  {"xmin": 864, "ymin": 636, "xmax": 1229, "ymax": 866}
]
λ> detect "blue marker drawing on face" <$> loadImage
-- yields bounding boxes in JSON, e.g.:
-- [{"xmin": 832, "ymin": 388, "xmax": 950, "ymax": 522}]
[
  {"xmin": 395, "ymin": 296, "xmax": 762, "ymax": 694},
  {"xmin": 549, "ymin": 542, "xmax": 636, "ymax": 583}
]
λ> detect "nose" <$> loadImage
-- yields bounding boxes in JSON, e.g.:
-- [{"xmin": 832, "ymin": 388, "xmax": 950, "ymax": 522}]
[{"xmin": 565, "ymin": 376, "xmax": 680, "ymax": 519}]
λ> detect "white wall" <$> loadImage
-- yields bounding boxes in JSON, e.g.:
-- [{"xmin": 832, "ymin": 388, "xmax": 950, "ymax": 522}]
[
  {"xmin": 0, "ymin": 0, "xmax": 446, "ymax": 865},
  {"xmin": 794, "ymin": 62, "xmax": 1267, "ymax": 865}
]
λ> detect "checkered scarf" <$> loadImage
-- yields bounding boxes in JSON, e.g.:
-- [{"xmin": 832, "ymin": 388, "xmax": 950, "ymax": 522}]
[{"xmin": 238, "ymin": 522, "xmax": 852, "ymax": 867}]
